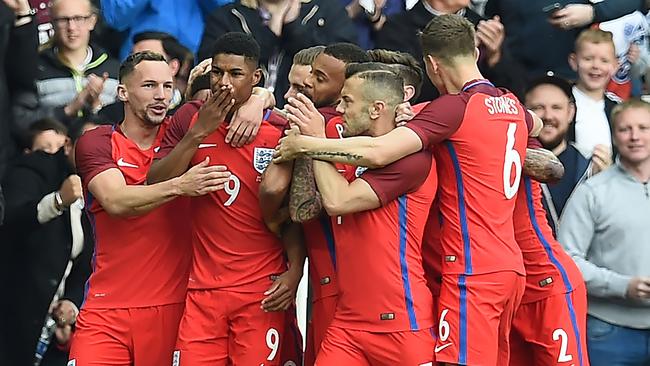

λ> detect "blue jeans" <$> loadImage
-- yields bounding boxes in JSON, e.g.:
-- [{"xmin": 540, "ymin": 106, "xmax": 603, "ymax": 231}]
[{"xmin": 587, "ymin": 315, "xmax": 650, "ymax": 366}]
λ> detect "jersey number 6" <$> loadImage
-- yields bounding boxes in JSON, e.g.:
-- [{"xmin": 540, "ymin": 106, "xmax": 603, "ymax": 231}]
[{"xmin": 503, "ymin": 122, "xmax": 522, "ymax": 200}]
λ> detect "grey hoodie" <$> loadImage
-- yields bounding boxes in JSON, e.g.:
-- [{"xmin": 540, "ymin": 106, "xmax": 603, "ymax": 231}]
[{"xmin": 558, "ymin": 161, "xmax": 650, "ymax": 329}]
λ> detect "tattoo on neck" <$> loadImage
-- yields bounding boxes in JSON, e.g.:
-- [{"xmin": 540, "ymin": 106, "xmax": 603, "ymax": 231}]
[{"xmin": 304, "ymin": 151, "xmax": 363, "ymax": 162}]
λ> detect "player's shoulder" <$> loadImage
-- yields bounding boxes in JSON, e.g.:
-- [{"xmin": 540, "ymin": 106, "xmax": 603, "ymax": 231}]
[
  {"xmin": 172, "ymin": 100, "xmax": 203, "ymax": 123},
  {"xmin": 77, "ymin": 125, "xmax": 114, "ymax": 151}
]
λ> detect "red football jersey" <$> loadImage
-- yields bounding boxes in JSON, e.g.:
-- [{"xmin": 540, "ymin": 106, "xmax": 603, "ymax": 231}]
[
  {"xmin": 514, "ymin": 177, "xmax": 584, "ymax": 304},
  {"xmin": 75, "ymin": 121, "xmax": 191, "ymax": 309},
  {"xmin": 157, "ymin": 103, "xmax": 286, "ymax": 292},
  {"xmin": 407, "ymin": 79, "xmax": 532, "ymax": 276},
  {"xmin": 302, "ymin": 114, "xmax": 352, "ymax": 302},
  {"xmin": 422, "ymin": 200, "xmax": 443, "ymax": 297},
  {"xmin": 330, "ymin": 150, "xmax": 436, "ymax": 333}
]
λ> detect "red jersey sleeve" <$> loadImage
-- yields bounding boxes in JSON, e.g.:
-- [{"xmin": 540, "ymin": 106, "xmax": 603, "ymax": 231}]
[
  {"xmin": 359, "ymin": 151, "xmax": 433, "ymax": 206},
  {"xmin": 75, "ymin": 125, "xmax": 117, "ymax": 188},
  {"xmin": 527, "ymin": 136, "xmax": 543, "ymax": 149},
  {"xmin": 406, "ymin": 94, "xmax": 467, "ymax": 149},
  {"xmin": 265, "ymin": 109, "xmax": 290, "ymax": 131},
  {"xmin": 156, "ymin": 101, "xmax": 202, "ymax": 159}
]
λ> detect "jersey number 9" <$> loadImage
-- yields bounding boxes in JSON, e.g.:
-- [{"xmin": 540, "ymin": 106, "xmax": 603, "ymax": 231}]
[{"xmin": 224, "ymin": 174, "xmax": 241, "ymax": 206}]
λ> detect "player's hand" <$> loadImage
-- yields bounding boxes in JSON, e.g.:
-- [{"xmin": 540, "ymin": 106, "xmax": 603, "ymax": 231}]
[
  {"xmin": 273, "ymin": 126, "xmax": 304, "ymax": 163},
  {"xmin": 58, "ymin": 175, "xmax": 83, "ymax": 207},
  {"xmin": 185, "ymin": 58, "xmax": 212, "ymax": 100},
  {"xmin": 261, "ymin": 269, "xmax": 301, "ymax": 312},
  {"xmin": 285, "ymin": 93, "xmax": 326, "ymax": 138},
  {"xmin": 549, "ymin": 4, "xmax": 594, "ymax": 30},
  {"xmin": 226, "ymin": 94, "xmax": 264, "ymax": 147},
  {"xmin": 395, "ymin": 102, "xmax": 414, "ymax": 126},
  {"xmin": 626, "ymin": 277, "xmax": 650, "ymax": 300},
  {"xmin": 590, "ymin": 144, "xmax": 612, "ymax": 176},
  {"xmin": 192, "ymin": 86, "xmax": 235, "ymax": 138},
  {"xmin": 476, "ymin": 16, "xmax": 505, "ymax": 67},
  {"xmin": 177, "ymin": 157, "xmax": 231, "ymax": 196}
]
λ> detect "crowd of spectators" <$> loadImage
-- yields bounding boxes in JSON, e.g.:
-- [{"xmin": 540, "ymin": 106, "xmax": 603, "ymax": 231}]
[{"xmin": 0, "ymin": 0, "xmax": 649, "ymax": 365}]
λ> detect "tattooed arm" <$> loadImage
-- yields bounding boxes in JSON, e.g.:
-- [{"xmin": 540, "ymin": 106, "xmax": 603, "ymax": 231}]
[
  {"xmin": 274, "ymin": 126, "xmax": 422, "ymax": 168},
  {"xmin": 288, "ymin": 157, "xmax": 323, "ymax": 223},
  {"xmin": 524, "ymin": 148, "xmax": 565, "ymax": 183}
]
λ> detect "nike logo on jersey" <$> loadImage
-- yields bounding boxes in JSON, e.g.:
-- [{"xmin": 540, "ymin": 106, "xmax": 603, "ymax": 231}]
[
  {"xmin": 198, "ymin": 143, "xmax": 218, "ymax": 149},
  {"xmin": 117, "ymin": 158, "xmax": 139, "ymax": 168},
  {"xmin": 434, "ymin": 343, "xmax": 453, "ymax": 353},
  {"xmin": 154, "ymin": 146, "xmax": 160, "ymax": 153}
]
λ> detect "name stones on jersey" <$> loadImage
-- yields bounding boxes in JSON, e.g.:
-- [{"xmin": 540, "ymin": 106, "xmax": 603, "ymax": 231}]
[{"xmin": 484, "ymin": 95, "xmax": 519, "ymax": 115}]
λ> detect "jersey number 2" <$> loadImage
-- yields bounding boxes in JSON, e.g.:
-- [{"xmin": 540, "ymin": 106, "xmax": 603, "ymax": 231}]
[
  {"xmin": 503, "ymin": 122, "xmax": 522, "ymax": 199},
  {"xmin": 553, "ymin": 328, "xmax": 573, "ymax": 363}
]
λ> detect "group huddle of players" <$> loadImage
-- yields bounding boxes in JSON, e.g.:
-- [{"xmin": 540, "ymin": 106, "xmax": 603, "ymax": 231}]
[{"xmin": 67, "ymin": 14, "xmax": 588, "ymax": 366}]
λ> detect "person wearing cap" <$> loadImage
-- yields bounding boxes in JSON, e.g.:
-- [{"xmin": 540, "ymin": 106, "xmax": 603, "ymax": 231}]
[{"xmin": 525, "ymin": 74, "xmax": 590, "ymax": 234}]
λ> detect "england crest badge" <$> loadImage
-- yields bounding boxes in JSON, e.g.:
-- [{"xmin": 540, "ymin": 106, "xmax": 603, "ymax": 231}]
[{"xmin": 253, "ymin": 147, "xmax": 274, "ymax": 173}]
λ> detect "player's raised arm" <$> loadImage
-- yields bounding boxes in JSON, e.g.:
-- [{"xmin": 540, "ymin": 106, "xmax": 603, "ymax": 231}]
[
  {"xmin": 148, "ymin": 86, "xmax": 235, "ymax": 184},
  {"xmin": 275, "ymin": 125, "xmax": 421, "ymax": 168},
  {"xmin": 259, "ymin": 160, "xmax": 294, "ymax": 234},
  {"xmin": 275, "ymin": 92, "xmax": 463, "ymax": 168},
  {"xmin": 88, "ymin": 157, "xmax": 230, "ymax": 217},
  {"xmin": 312, "ymin": 159, "xmax": 381, "ymax": 216}
]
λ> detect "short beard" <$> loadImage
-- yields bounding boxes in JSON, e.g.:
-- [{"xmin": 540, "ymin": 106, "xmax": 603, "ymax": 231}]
[
  {"xmin": 540, "ymin": 135, "xmax": 565, "ymax": 151},
  {"xmin": 141, "ymin": 110, "xmax": 166, "ymax": 126}
]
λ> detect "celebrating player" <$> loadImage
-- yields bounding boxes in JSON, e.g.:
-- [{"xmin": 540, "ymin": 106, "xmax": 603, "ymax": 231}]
[
  {"xmin": 311, "ymin": 68, "xmax": 436, "ymax": 365},
  {"xmin": 69, "ymin": 51, "xmax": 231, "ymax": 366},
  {"xmin": 276, "ymin": 14, "xmax": 543, "ymax": 366},
  {"xmin": 148, "ymin": 32, "xmax": 300, "ymax": 366}
]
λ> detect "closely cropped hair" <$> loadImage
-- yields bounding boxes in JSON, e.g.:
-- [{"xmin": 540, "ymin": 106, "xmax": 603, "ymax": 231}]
[
  {"xmin": 119, "ymin": 51, "xmax": 167, "ymax": 82},
  {"xmin": 211, "ymin": 32, "xmax": 261, "ymax": 66},
  {"xmin": 25, "ymin": 118, "xmax": 68, "ymax": 149},
  {"xmin": 353, "ymin": 70, "xmax": 405, "ymax": 108},
  {"xmin": 324, "ymin": 43, "xmax": 371, "ymax": 65},
  {"xmin": 345, "ymin": 62, "xmax": 394, "ymax": 79},
  {"xmin": 420, "ymin": 14, "xmax": 476, "ymax": 64},
  {"xmin": 367, "ymin": 49, "xmax": 423, "ymax": 98},
  {"xmin": 574, "ymin": 28, "xmax": 615, "ymax": 54},
  {"xmin": 610, "ymin": 99, "xmax": 650, "ymax": 126},
  {"xmin": 293, "ymin": 45, "xmax": 326, "ymax": 66}
]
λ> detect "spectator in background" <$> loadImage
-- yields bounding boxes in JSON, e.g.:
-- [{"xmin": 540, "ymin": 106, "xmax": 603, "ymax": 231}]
[
  {"xmin": 199, "ymin": 0, "xmax": 357, "ymax": 105},
  {"xmin": 568, "ymin": 29, "xmax": 619, "ymax": 163},
  {"xmin": 0, "ymin": 0, "xmax": 38, "ymax": 180},
  {"xmin": 132, "ymin": 31, "xmax": 194, "ymax": 97},
  {"xmin": 599, "ymin": 10, "xmax": 650, "ymax": 100},
  {"xmin": 12, "ymin": 0, "xmax": 119, "ymax": 139},
  {"xmin": 342, "ymin": 0, "xmax": 405, "ymax": 49},
  {"xmin": 485, "ymin": 0, "xmax": 643, "ymax": 82},
  {"xmin": 284, "ymin": 45, "xmax": 325, "ymax": 101},
  {"xmin": 559, "ymin": 99, "xmax": 650, "ymax": 366},
  {"xmin": 0, "ymin": 2, "xmax": 38, "ymax": 360},
  {"xmin": 524, "ymin": 74, "xmax": 590, "ymax": 234},
  {"xmin": 99, "ymin": 0, "xmax": 232, "ymax": 60},
  {"xmin": 0, "ymin": 118, "xmax": 95, "ymax": 366},
  {"xmin": 375, "ymin": 0, "xmax": 527, "ymax": 102}
]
